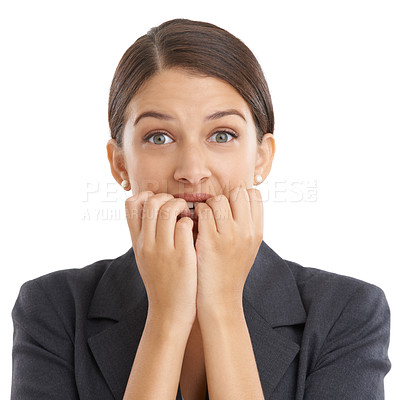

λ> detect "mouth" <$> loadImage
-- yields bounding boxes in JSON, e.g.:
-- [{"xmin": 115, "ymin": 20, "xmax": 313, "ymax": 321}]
[
  {"xmin": 173, "ymin": 193, "xmax": 212, "ymax": 225},
  {"xmin": 172, "ymin": 193, "xmax": 213, "ymax": 202}
]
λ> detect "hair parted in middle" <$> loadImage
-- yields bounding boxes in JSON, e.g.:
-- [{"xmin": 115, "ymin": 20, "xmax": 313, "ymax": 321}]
[{"xmin": 109, "ymin": 18, "xmax": 274, "ymax": 148}]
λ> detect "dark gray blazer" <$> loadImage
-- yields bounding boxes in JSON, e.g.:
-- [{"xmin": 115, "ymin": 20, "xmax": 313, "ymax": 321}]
[{"xmin": 11, "ymin": 241, "xmax": 391, "ymax": 399}]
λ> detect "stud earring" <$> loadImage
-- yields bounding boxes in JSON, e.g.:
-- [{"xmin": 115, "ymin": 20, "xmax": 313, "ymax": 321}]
[
  {"xmin": 254, "ymin": 174, "xmax": 263, "ymax": 184},
  {"xmin": 121, "ymin": 180, "xmax": 130, "ymax": 189}
]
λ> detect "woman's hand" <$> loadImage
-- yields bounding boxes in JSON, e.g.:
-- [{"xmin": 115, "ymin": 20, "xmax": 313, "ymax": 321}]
[
  {"xmin": 194, "ymin": 186, "xmax": 264, "ymax": 309},
  {"xmin": 125, "ymin": 191, "xmax": 197, "ymax": 326}
]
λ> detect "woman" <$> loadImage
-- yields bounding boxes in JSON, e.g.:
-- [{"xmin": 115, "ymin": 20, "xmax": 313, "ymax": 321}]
[{"xmin": 11, "ymin": 18, "xmax": 390, "ymax": 399}]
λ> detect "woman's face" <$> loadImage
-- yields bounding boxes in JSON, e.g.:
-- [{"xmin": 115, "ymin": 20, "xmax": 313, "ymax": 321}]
[{"xmin": 108, "ymin": 68, "xmax": 274, "ymax": 201}]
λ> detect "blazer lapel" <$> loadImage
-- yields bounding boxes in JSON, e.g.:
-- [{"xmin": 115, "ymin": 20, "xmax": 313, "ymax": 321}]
[
  {"xmin": 86, "ymin": 241, "xmax": 306, "ymax": 399},
  {"xmin": 243, "ymin": 241, "xmax": 306, "ymax": 396},
  {"xmin": 87, "ymin": 248, "xmax": 149, "ymax": 400}
]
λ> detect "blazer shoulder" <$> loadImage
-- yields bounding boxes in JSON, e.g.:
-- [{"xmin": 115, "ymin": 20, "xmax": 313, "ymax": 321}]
[
  {"xmin": 283, "ymin": 260, "xmax": 391, "ymax": 394},
  {"xmin": 18, "ymin": 256, "xmax": 113, "ymax": 301},
  {"xmin": 283, "ymin": 259, "xmax": 389, "ymax": 318},
  {"xmin": 12, "ymin": 253, "xmax": 125, "ymax": 332}
]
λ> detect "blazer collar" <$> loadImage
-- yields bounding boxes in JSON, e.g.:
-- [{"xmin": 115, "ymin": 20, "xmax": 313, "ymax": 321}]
[
  {"xmin": 244, "ymin": 240, "xmax": 306, "ymax": 327},
  {"xmin": 87, "ymin": 241, "xmax": 306, "ymax": 399},
  {"xmin": 88, "ymin": 246, "xmax": 145, "ymax": 321}
]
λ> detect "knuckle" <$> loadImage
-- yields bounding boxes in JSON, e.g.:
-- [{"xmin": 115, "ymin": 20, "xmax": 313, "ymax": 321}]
[
  {"xmin": 159, "ymin": 198, "xmax": 185, "ymax": 218},
  {"xmin": 229, "ymin": 187, "xmax": 242, "ymax": 201},
  {"xmin": 125, "ymin": 194, "xmax": 138, "ymax": 204},
  {"xmin": 136, "ymin": 234, "xmax": 145, "ymax": 249},
  {"xmin": 248, "ymin": 188, "xmax": 262, "ymax": 200},
  {"xmin": 178, "ymin": 198, "xmax": 188, "ymax": 206},
  {"xmin": 139, "ymin": 190, "xmax": 155, "ymax": 199},
  {"xmin": 125, "ymin": 200, "xmax": 133, "ymax": 213},
  {"xmin": 158, "ymin": 206, "xmax": 172, "ymax": 220},
  {"xmin": 125, "ymin": 195, "xmax": 139, "ymax": 211},
  {"xmin": 125, "ymin": 206, "xmax": 140, "ymax": 220},
  {"xmin": 213, "ymin": 207, "xmax": 228, "ymax": 221},
  {"xmin": 156, "ymin": 192, "xmax": 174, "ymax": 200},
  {"xmin": 144, "ymin": 193, "xmax": 169, "ymax": 208},
  {"xmin": 197, "ymin": 203, "xmax": 211, "ymax": 215},
  {"xmin": 206, "ymin": 194, "xmax": 226, "ymax": 205},
  {"xmin": 243, "ymin": 230, "xmax": 255, "ymax": 243},
  {"xmin": 171, "ymin": 198, "xmax": 187, "ymax": 208},
  {"xmin": 137, "ymin": 191, "xmax": 155, "ymax": 204},
  {"xmin": 144, "ymin": 195, "xmax": 158, "ymax": 207},
  {"xmin": 139, "ymin": 236, "xmax": 152, "ymax": 253},
  {"xmin": 196, "ymin": 202, "xmax": 206, "ymax": 210},
  {"xmin": 142, "ymin": 245, "xmax": 153, "ymax": 258}
]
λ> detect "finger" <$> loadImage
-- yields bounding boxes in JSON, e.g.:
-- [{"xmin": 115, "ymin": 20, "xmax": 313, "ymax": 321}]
[
  {"xmin": 228, "ymin": 186, "xmax": 252, "ymax": 227},
  {"xmin": 125, "ymin": 191, "xmax": 154, "ymax": 242},
  {"xmin": 195, "ymin": 202, "xmax": 217, "ymax": 237},
  {"xmin": 175, "ymin": 216, "xmax": 194, "ymax": 250},
  {"xmin": 204, "ymin": 195, "xmax": 232, "ymax": 233},
  {"xmin": 247, "ymin": 188, "xmax": 264, "ymax": 235},
  {"xmin": 141, "ymin": 193, "xmax": 175, "ymax": 243},
  {"xmin": 156, "ymin": 198, "xmax": 191, "ymax": 248}
]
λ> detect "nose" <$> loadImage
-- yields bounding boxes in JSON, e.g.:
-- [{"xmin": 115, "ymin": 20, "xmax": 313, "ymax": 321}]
[{"xmin": 173, "ymin": 143, "xmax": 212, "ymax": 185}]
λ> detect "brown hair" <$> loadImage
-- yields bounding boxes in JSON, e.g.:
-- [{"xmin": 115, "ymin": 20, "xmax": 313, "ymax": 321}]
[{"xmin": 108, "ymin": 18, "xmax": 274, "ymax": 147}]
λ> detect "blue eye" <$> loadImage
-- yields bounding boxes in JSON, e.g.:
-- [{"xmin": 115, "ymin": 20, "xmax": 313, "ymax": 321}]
[
  {"xmin": 144, "ymin": 130, "xmax": 238, "ymax": 145},
  {"xmin": 209, "ymin": 130, "xmax": 238, "ymax": 143},
  {"xmin": 145, "ymin": 132, "xmax": 173, "ymax": 145}
]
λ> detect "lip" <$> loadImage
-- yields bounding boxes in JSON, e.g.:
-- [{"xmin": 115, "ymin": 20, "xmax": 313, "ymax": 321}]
[{"xmin": 173, "ymin": 193, "xmax": 213, "ymax": 202}]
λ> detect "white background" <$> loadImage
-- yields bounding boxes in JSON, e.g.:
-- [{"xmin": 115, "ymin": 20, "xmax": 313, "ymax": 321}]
[{"xmin": 1, "ymin": 0, "xmax": 399, "ymax": 398}]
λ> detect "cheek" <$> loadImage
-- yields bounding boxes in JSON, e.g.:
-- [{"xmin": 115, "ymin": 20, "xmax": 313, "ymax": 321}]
[
  {"xmin": 216, "ymin": 165, "xmax": 252, "ymax": 195},
  {"xmin": 220, "ymin": 152, "xmax": 255, "ymax": 187},
  {"xmin": 127, "ymin": 155, "xmax": 172, "ymax": 192}
]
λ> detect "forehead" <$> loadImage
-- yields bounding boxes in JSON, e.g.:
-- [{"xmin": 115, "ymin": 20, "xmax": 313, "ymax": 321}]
[{"xmin": 126, "ymin": 68, "xmax": 253, "ymax": 120}]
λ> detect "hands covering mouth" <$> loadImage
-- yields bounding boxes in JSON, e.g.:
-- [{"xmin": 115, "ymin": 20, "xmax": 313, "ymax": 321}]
[{"xmin": 124, "ymin": 187, "xmax": 263, "ymax": 323}]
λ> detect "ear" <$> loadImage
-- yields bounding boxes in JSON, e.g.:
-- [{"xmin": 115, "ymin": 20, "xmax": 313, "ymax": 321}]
[
  {"xmin": 255, "ymin": 133, "xmax": 275, "ymax": 180},
  {"xmin": 106, "ymin": 138, "xmax": 128, "ymax": 186}
]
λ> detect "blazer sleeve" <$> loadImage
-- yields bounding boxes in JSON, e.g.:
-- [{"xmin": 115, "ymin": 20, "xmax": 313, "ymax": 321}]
[
  {"xmin": 304, "ymin": 283, "xmax": 391, "ymax": 400},
  {"xmin": 11, "ymin": 279, "xmax": 79, "ymax": 399}
]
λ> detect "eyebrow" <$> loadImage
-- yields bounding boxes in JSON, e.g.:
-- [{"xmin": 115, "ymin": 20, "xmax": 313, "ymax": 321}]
[
  {"xmin": 133, "ymin": 111, "xmax": 173, "ymax": 126},
  {"xmin": 133, "ymin": 109, "xmax": 247, "ymax": 126}
]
